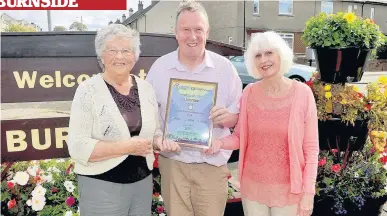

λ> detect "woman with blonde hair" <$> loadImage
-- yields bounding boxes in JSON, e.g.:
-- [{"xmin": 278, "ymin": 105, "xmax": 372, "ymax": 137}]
[{"xmin": 205, "ymin": 31, "xmax": 319, "ymax": 216}]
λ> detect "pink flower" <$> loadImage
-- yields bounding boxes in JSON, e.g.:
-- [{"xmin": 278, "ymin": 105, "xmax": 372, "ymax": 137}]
[
  {"xmin": 65, "ymin": 196, "xmax": 75, "ymax": 207},
  {"xmin": 370, "ymin": 148, "xmax": 376, "ymax": 154},
  {"xmin": 51, "ymin": 187, "xmax": 58, "ymax": 193},
  {"xmin": 318, "ymin": 157, "xmax": 327, "ymax": 166},
  {"xmin": 66, "ymin": 164, "xmax": 73, "ymax": 175},
  {"xmin": 157, "ymin": 206, "xmax": 164, "ymax": 214},
  {"xmin": 331, "ymin": 149, "xmax": 338, "ymax": 153},
  {"xmin": 7, "ymin": 181, "xmax": 15, "ymax": 189},
  {"xmin": 7, "ymin": 199, "xmax": 16, "ymax": 209},
  {"xmin": 331, "ymin": 164, "xmax": 342, "ymax": 173}
]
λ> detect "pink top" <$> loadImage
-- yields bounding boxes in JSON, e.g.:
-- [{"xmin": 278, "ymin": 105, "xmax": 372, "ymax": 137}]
[
  {"xmin": 221, "ymin": 81, "xmax": 319, "ymax": 195},
  {"xmin": 241, "ymin": 81, "xmax": 301, "ymax": 207}
]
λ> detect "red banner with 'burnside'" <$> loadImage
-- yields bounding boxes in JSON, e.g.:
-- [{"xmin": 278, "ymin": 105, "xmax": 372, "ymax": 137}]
[{"xmin": 0, "ymin": 0, "xmax": 127, "ymax": 10}]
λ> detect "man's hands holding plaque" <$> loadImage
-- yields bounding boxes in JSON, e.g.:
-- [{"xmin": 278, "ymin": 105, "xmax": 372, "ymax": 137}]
[{"xmin": 154, "ymin": 135, "xmax": 181, "ymax": 152}]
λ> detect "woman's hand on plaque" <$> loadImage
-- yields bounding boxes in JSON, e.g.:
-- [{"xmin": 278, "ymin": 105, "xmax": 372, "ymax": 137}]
[
  {"xmin": 154, "ymin": 136, "xmax": 181, "ymax": 152},
  {"xmin": 202, "ymin": 139, "xmax": 223, "ymax": 155}
]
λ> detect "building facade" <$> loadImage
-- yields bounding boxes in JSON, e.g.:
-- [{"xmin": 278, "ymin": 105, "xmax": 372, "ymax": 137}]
[{"xmin": 120, "ymin": 0, "xmax": 387, "ymax": 54}]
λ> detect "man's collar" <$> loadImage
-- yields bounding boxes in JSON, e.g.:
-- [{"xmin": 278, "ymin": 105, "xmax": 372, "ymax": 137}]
[{"xmin": 167, "ymin": 49, "xmax": 215, "ymax": 71}]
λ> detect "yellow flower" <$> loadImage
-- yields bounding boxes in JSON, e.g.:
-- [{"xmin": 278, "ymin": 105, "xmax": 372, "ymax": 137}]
[
  {"xmin": 325, "ymin": 92, "xmax": 332, "ymax": 99},
  {"xmin": 324, "ymin": 85, "xmax": 331, "ymax": 91},
  {"xmin": 378, "ymin": 75, "xmax": 387, "ymax": 85},
  {"xmin": 371, "ymin": 131, "xmax": 378, "ymax": 136},
  {"xmin": 340, "ymin": 99, "xmax": 347, "ymax": 104},
  {"xmin": 344, "ymin": 12, "xmax": 356, "ymax": 23},
  {"xmin": 353, "ymin": 86, "xmax": 360, "ymax": 92}
]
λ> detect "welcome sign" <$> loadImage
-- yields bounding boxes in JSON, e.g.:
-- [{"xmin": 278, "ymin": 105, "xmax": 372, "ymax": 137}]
[{"xmin": 1, "ymin": 31, "xmax": 243, "ymax": 162}]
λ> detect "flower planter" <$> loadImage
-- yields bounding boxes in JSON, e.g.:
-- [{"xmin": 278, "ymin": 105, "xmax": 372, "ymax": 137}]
[
  {"xmin": 318, "ymin": 118, "xmax": 369, "ymax": 151},
  {"xmin": 314, "ymin": 47, "xmax": 371, "ymax": 83},
  {"xmin": 312, "ymin": 195, "xmax": 387, "ymax": 216}
]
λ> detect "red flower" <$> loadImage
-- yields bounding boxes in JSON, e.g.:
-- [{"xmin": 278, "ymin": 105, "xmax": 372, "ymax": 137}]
[
  {"xmin": 33, "ymin": 176, "xmax": 41, "ymax": 183},
  {"xmin": 364, "ymin": 104, "xmax": 372, "ymax": 111},
  {"xmin": 380, "ymin": 156, "xmax": 387, "ymax": 165},
  {"xmin": 357, "ymin": 92, "xmax": 363, "ymax": 99},
  {"xmin": 51, "ymin": 187, "xmax": 58, "ymax": 193},
  {"xmin": 65, "ymin": 196, "xmax": 75, "ymax": 207},
  {"xmin": 153, "ymin": 153, "xmax": 159, "ymax": 168},
  {"xmin": 7, "ymin": 181, "xmax": 15, "ymax": 189},
  {"xmin": 156, "ymin": 206, "xmax": 164, "ymax": 214},
  {"xmin": 7, "ymin": 199, "xmax": 16, "ymax": 209},
  {"xmin": 331, "ymin": 164, "xmax": 342, "ymax": 173},
  {"xmin": 153, "ymin": 192, "xmax": 160, "ymax": 197},
  {"xmin": 331, "ymin": 149, "xmax": 338, "ymax": 153},
  {"xmin": 318, "ymin": 157, "xmax": 327, "ymax": 166},
  {"xmin": 306, "ymin": 79, "xmax": 313, "ymax": 88}
]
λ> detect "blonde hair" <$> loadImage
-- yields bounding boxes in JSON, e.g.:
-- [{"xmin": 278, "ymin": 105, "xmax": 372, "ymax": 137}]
[{"xmin": 244, "ymin": 31, "xmax": 294, "ymax": 79}]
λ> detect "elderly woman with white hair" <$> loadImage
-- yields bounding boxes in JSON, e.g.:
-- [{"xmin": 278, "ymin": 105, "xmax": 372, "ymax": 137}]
[
  {"xmin": 208, "ymin": 31, "xmax": 319, "ymax": 216},
  {"xmin": 67, "ymin": 24, "xmax": 158, "ymax": 216}
]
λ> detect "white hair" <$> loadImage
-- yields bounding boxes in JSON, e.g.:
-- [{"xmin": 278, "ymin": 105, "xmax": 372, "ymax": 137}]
[
  {"xmin": 175, "ymin": 0, "xmax": 209, "ymax": 28},
  {"xmin": 244, "ymin": 31, "xmax": 294, "ymax": 79},
  {"xmin": 94, "ymin": 24, "xmax": 141, "ymax": 69}
]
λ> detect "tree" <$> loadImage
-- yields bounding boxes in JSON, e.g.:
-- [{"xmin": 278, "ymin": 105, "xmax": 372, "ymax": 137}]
[
  {"xmin": 69, "ymin": 21, "xmax": 87, "ymax": 31},
  {"xmin": 53, "ymin": 26, "xmax": 67, "ymax": 31},
  {"xmin": 5, "ymin": 23, "xmax": 37, "ymax": 32}
]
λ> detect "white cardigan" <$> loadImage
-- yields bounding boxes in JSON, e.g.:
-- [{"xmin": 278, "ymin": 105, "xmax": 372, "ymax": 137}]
[{"xmin": 67, "ymin": 73, "xmax": 157, "ymax": 175}]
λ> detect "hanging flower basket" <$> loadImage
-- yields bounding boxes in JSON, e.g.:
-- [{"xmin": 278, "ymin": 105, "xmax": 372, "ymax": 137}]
[
  {"xmin": 314, "ymin": 47, "xmax": 371, "ymax": 83},
  {"xmin": 302, "ymin": 12, "xmax": 386, "ymax": 83}
]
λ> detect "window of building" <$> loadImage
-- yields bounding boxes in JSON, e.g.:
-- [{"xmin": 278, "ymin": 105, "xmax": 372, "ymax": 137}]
[
  {"xmin": 371, "ymin": 7, "xmax": 375, "ymax": 20},
  {"xmin": 321, "ymin": 1, "xmax": 333, "ymax": 14},
  {"xmin": 348, "ymin": 5, "xmax": 353, "ymax": 12},
  {"xmin": 278, "ymin": 33, "xmax": 294, "ymax": 50},
  {"xmin": 253, "ymin": 0, "xmax": 259, "ymax": 15},
  {"xmin": 279, "ymin": 0, "xmax": 293, "ymax": 15}
]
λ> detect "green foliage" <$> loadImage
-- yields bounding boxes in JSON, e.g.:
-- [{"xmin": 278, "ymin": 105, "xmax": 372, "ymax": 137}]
[{"xmin": 302, "ymin": 12, "xmax": 386, "ymax": 49}]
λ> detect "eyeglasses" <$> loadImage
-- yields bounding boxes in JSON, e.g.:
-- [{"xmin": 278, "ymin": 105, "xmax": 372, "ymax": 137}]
[{"xmin": 105, "ymin": 48, "xmax": 133, "ymax": 56}]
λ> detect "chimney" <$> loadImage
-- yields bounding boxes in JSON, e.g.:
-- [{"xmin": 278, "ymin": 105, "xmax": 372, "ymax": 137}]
[
  {"xmin": 122, "ymin": 14, "xmax": 126, "ymax": 23},
  {"xmin": 129, "ymin": 8, "xmax": 134, "ymax": 16},
  {"xmin": 138, "ymin": 0, "xmax": 143, "ymax": 11}
]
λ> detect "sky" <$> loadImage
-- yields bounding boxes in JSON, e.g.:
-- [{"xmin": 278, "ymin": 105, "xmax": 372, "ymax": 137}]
[{"xmin": 0, "ymin": 0, "xmax": 152, "ymax": 31}]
